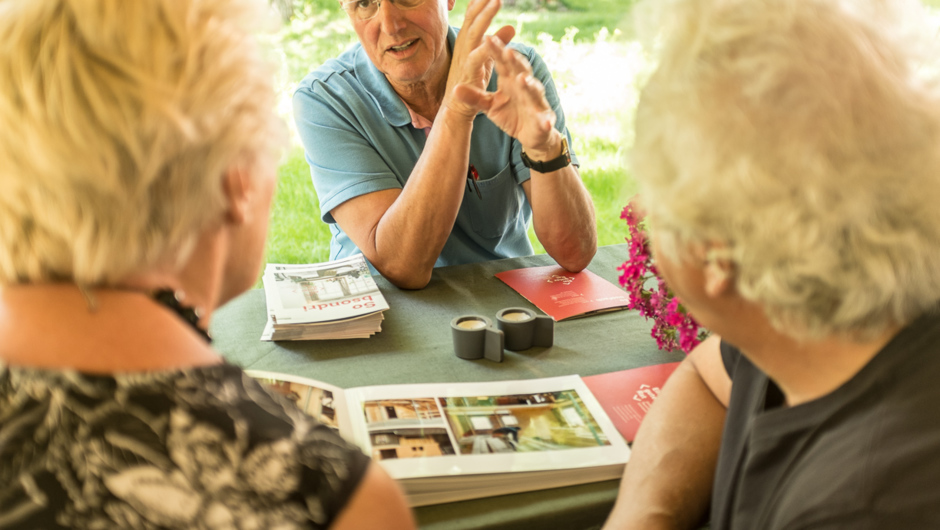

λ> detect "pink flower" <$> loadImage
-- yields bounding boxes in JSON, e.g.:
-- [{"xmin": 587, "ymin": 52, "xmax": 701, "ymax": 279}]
[{"xmin": 618, "ymin": 198, "xmax": 709, "ymax": 354}]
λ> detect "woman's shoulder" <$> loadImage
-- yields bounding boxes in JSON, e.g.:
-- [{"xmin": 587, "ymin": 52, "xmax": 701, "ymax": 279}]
[{"xmin": 0, "ymin": 362, "xmax": 370, "ymax": 529}]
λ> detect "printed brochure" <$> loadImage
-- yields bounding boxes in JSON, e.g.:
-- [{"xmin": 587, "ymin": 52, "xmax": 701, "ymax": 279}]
[{"xmin": 495, "ymin": 265, "xmax": 631, "ymax": 321}]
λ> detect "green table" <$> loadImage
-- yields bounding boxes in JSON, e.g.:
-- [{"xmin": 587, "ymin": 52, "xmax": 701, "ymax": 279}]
[{"xmin": 210, "ymin": 244, "xmax": 684, "ymax": 530}]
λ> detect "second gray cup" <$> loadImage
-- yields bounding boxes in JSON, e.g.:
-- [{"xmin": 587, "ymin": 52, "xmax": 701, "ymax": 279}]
[{"xmin": 495, "ymin": 307, "xmax": 554, "ymax": 351}]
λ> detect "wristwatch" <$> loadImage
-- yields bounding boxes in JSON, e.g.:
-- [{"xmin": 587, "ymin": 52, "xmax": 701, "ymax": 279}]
[{"xmin": 521, "ymin": 136, "xmax": 571, "ymax": 173}]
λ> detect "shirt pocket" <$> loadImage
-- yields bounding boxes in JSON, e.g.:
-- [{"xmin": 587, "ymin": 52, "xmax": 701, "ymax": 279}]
[{"xmin": 465, "ymin": 163, "xmax": 525, "ymax": 239}]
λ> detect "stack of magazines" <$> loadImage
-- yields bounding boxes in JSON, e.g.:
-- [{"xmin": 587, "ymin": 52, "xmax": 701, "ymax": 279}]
[{"xmin": 261, "ymin": 254, "xmax": 389, "ymax": 341}]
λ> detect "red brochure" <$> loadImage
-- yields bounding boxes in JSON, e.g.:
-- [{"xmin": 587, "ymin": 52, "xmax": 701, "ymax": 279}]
[
  {"xmin": 582, "ymin": 362, "xmax": 681, "ymax": 442},
  {"xmin": 495, "ymin": 265, "xmax": 631, "ymax": 321}
]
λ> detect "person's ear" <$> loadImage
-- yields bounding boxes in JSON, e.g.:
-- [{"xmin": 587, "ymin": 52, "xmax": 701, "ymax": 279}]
[
  {"xmin": 222, "ymin": 165, "xmax": 251, "ymax": 225},
  {"xmin": 448, "ymin": 0, "xmax": 456, "ymax": 11},
  {"xmin": 702, "ymin": 246, "xmax": 734, "ymax": 297}
]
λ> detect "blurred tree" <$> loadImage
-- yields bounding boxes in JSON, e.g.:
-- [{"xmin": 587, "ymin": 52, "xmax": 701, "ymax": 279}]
[
  {"xmin": 504, "ymin": 0, "xmax": 566, "ymax": 8},
  {"xmin": 279, "ymin": 0, "xmax": 341, "ymax": 21},
  {"xmin": 270, "ymin": 0, "xmax": 294, "ymax": 21}
]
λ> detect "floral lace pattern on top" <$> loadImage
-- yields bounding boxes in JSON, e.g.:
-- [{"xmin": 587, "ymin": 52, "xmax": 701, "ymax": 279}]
[{"xmin": 0, "ymin": 362, "xmax": 369, "ymax": 529}]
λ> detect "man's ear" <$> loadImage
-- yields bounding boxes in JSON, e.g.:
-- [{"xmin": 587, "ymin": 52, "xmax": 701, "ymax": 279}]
[{"xmin": 222, "ymin": 165, "xmax": 251, "ymax": 225}]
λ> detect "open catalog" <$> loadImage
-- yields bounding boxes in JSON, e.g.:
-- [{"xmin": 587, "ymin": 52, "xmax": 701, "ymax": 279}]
[
  {"xmin": 261, "ymin": 254, "xmax": 389, "ymax": 341},
  {"xmin": 248, "ymin": 371, "xmax": 631, "ymax": 507}
]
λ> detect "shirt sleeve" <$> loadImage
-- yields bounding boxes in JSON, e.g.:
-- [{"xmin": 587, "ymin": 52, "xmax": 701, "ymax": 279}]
[
  {"xmin": 293, "ymin": 77, "xmax": 403, "ymax": 224},
  {"xmin": 720, "ymin": 339, "xmax": 742, "ymax": 379},
  {"xmin": 239, "ymin": 372, "xmax": 371, "ymax": 528},
  {"xmin": 295, "ymin": 423, "xmax": 371, "ymax": 527}
]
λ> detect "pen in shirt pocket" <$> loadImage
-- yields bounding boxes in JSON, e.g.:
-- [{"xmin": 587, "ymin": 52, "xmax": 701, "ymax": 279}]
[{"xmin": 467, "ymin": 164, "xmax": 482, "ymax": 200}]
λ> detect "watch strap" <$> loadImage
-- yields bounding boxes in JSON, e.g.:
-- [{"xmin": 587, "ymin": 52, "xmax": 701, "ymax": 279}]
[{"xmin": 521, "ymin": 136, "xmax": 571, "ymax": 173}]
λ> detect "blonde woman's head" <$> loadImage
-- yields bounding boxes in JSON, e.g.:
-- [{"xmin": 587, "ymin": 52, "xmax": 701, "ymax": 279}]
[{"xmin": 0, "ymin": 0, "xmax": 284, "ymax": 286}]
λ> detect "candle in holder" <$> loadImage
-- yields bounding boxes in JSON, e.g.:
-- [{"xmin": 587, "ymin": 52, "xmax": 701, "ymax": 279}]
[
  {"xmin": 500, "ymin": 311, "xmax": 532, "ymax": 322},
  {"xmin": 451, "ymin": 315, "xmax": 504, "ymax": 362},
  {"xmin": 496, "ymin": 307, "xmax": 553, "ymax": 351},
  {"xmin": 457, "ymin": 319, "xmax": 487, "ymax": 330}
]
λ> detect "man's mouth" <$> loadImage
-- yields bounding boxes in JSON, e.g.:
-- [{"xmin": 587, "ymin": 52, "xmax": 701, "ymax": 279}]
[{"xmin": 388, "ymin": 39, "xmax": 418, "ymax": 52}]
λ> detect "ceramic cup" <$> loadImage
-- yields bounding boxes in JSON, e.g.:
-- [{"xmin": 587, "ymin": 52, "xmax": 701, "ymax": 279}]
[
  {"xmin": 451, "ymin": 315, "xmax": 504, "ymax": 362},
  {"xmin": 495, "ymin": 307, "xmax": 554, "ymax": 351}
]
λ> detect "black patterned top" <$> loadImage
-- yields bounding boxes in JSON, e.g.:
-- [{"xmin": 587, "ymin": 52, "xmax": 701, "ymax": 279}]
[{"xmin": 0, "ymin": 362, "xmax": 370, "ymax": 529}]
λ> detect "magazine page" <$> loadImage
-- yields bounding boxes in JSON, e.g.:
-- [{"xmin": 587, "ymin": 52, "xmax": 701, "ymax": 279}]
[
  {"xmin": 263, "ymin": 254, "xmax": 389, "ymax": 325},
  {"xmin": 246, "ymin": 370, "xmax": 353, "ymax": 438},
  {"xmin": 342, "ymin": 375, "xmax": 630, "ymax": 481},
  {"xmin": 495, "ymin": 265, "xmax": 631, "ymax": 321}
]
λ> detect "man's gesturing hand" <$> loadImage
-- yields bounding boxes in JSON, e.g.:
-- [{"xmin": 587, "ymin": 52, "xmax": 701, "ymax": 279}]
[
  {"xmin": 443, "ymin": 0, "xmax": 515, "ymax": 121},
  {"xmin": 454, "ymin": 35, "xmax": 561, "ymax": 160}
]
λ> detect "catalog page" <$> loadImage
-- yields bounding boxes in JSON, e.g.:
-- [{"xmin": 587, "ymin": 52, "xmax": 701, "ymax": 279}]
[
  {"xmin": 343, "ymin": 375, "xmax": 630, "ymax": 480},
  {"xmin": 247, "ymin": 370, "xmax": 354, "ymax": 438}
]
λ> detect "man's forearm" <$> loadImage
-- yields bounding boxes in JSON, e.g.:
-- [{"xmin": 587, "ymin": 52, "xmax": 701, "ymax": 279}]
[
  {"xmin": 527, "ymin": 161, "xmax": 597, "ymax": 272},
  {"xmin": 604, "ymin": 352, "xmax": 727, "ymax": 529},
  {"xmin": 369, "ymin": 107, "xmax": 475, "ymax": 288}
]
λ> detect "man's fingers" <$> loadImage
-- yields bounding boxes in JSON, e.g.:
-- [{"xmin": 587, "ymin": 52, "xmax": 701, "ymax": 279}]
[
  {"xmin": 461, "ymin": 0, "xmax": 501, "ymax": 44},
  {"xmin": 485, "ymin": 36, "xmax": 530, "ymax": 81},
  {"xmin": 453, "ymin": 84, "xmax": 492, "ymax": 111},
  {"xmin": 463, "ymin": 45, "xmax": 495, "ymax": 81},
  {"xmin": 494, "ymin": 25, "xmax": 515, "ymax": 46},
  {"xmin": 462, "ymin": 0, "xmax": 490, "ymax": 27},
  {"xmin": 520, "ymin": 72, "xmax": 548, "ymax": 102}
]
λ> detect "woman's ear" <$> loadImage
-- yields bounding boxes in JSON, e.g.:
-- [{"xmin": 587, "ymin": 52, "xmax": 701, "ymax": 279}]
[{"xmin": 222, "ymin": 166, "xmax": 251, "ymax": 225}]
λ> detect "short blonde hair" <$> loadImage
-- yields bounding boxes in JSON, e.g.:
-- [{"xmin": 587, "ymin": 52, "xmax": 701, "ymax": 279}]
[
  {"xmin": 0, "ymin": 0, "xmax": 284, "ymax": 285},
  {"xmin": 634, "ymin": 0, "xmax": 940, "ymax": 338}
]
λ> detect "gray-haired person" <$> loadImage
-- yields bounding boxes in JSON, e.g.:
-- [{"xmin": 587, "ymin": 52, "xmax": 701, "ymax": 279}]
[{"xmin": 605, "ymin": 0, "xmax": 940, "ymax": 527}]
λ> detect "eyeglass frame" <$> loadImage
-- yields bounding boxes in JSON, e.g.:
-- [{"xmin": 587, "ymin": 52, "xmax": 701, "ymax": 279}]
[{"xmin": 340, "ymin": 0, "xmax": 429, "ymax": 20}]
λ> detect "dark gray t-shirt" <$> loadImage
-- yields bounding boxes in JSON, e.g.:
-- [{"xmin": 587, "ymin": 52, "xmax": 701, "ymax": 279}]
[{"xmin": 712, "ymin": 307, "xmax": 940, "ymax": 529}]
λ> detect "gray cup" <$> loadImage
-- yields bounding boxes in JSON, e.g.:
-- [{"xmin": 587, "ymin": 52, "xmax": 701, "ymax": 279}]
[
  {"xmin": 495, "ymin": 307, "xmax": 554, "ymax": 351},
  {"xmin": 451, "ymin": 315, "xmax": 504, "ymax": 362}
]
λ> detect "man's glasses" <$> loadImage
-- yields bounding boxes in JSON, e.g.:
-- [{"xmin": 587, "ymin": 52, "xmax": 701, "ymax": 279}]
[{"xmin": 341, "ymin": 0, "xmax": 428, "ymax": 20}]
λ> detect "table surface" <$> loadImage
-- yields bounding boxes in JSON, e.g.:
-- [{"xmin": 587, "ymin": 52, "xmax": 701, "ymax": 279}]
[{"xmin": 210, "ymin": 244, "xmax": 684, "ymax": 530}]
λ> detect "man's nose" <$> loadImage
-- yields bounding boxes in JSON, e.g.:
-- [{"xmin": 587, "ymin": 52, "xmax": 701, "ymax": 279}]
[{"xmin": 376, "ymin": 0, "xmax": 406, "ymax": 34}]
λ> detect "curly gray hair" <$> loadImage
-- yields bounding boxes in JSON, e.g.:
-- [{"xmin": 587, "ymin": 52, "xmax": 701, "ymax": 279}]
[{"xmin": 633, "ymin": 0, "xmax": 940, "ymax": 338}]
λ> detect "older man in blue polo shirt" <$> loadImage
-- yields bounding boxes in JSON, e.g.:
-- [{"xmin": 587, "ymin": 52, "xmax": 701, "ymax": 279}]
[{"xmin": 293, "ymin": 0, "xmax": 597, "ymax": 289}]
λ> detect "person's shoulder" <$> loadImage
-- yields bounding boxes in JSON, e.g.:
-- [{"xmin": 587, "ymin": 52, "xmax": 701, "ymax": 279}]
[
  {"xmin": 296, "ymin": 42, "xmax": 364, "ymax": 93},
  {"xmin": 191, "ymin": 364, "xmax": 373, "ymax": 522},
  {"xmin": 507, "ymin": 40, "xmax": 539, "ymax": 62},
  {"xmin": 767, "ymin": 361, "xmax": 940, "ymax": 527}
]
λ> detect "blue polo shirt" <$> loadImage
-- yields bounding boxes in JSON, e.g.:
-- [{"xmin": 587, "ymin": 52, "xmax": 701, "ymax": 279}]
[{"xmin": 293, "ymin": 26, "xmax": 578, "ymax": 268}]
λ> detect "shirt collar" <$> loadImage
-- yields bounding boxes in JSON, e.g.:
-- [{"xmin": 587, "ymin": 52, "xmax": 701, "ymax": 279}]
[{"xmin": 403, "ymin": 100, "xmax": 434, "ymax": 132}]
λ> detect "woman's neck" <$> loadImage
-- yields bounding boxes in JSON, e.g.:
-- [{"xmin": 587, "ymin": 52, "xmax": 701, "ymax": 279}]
[{"xmin": 0, "ymin": 284, "xmax": 221, "ymax": 374}]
